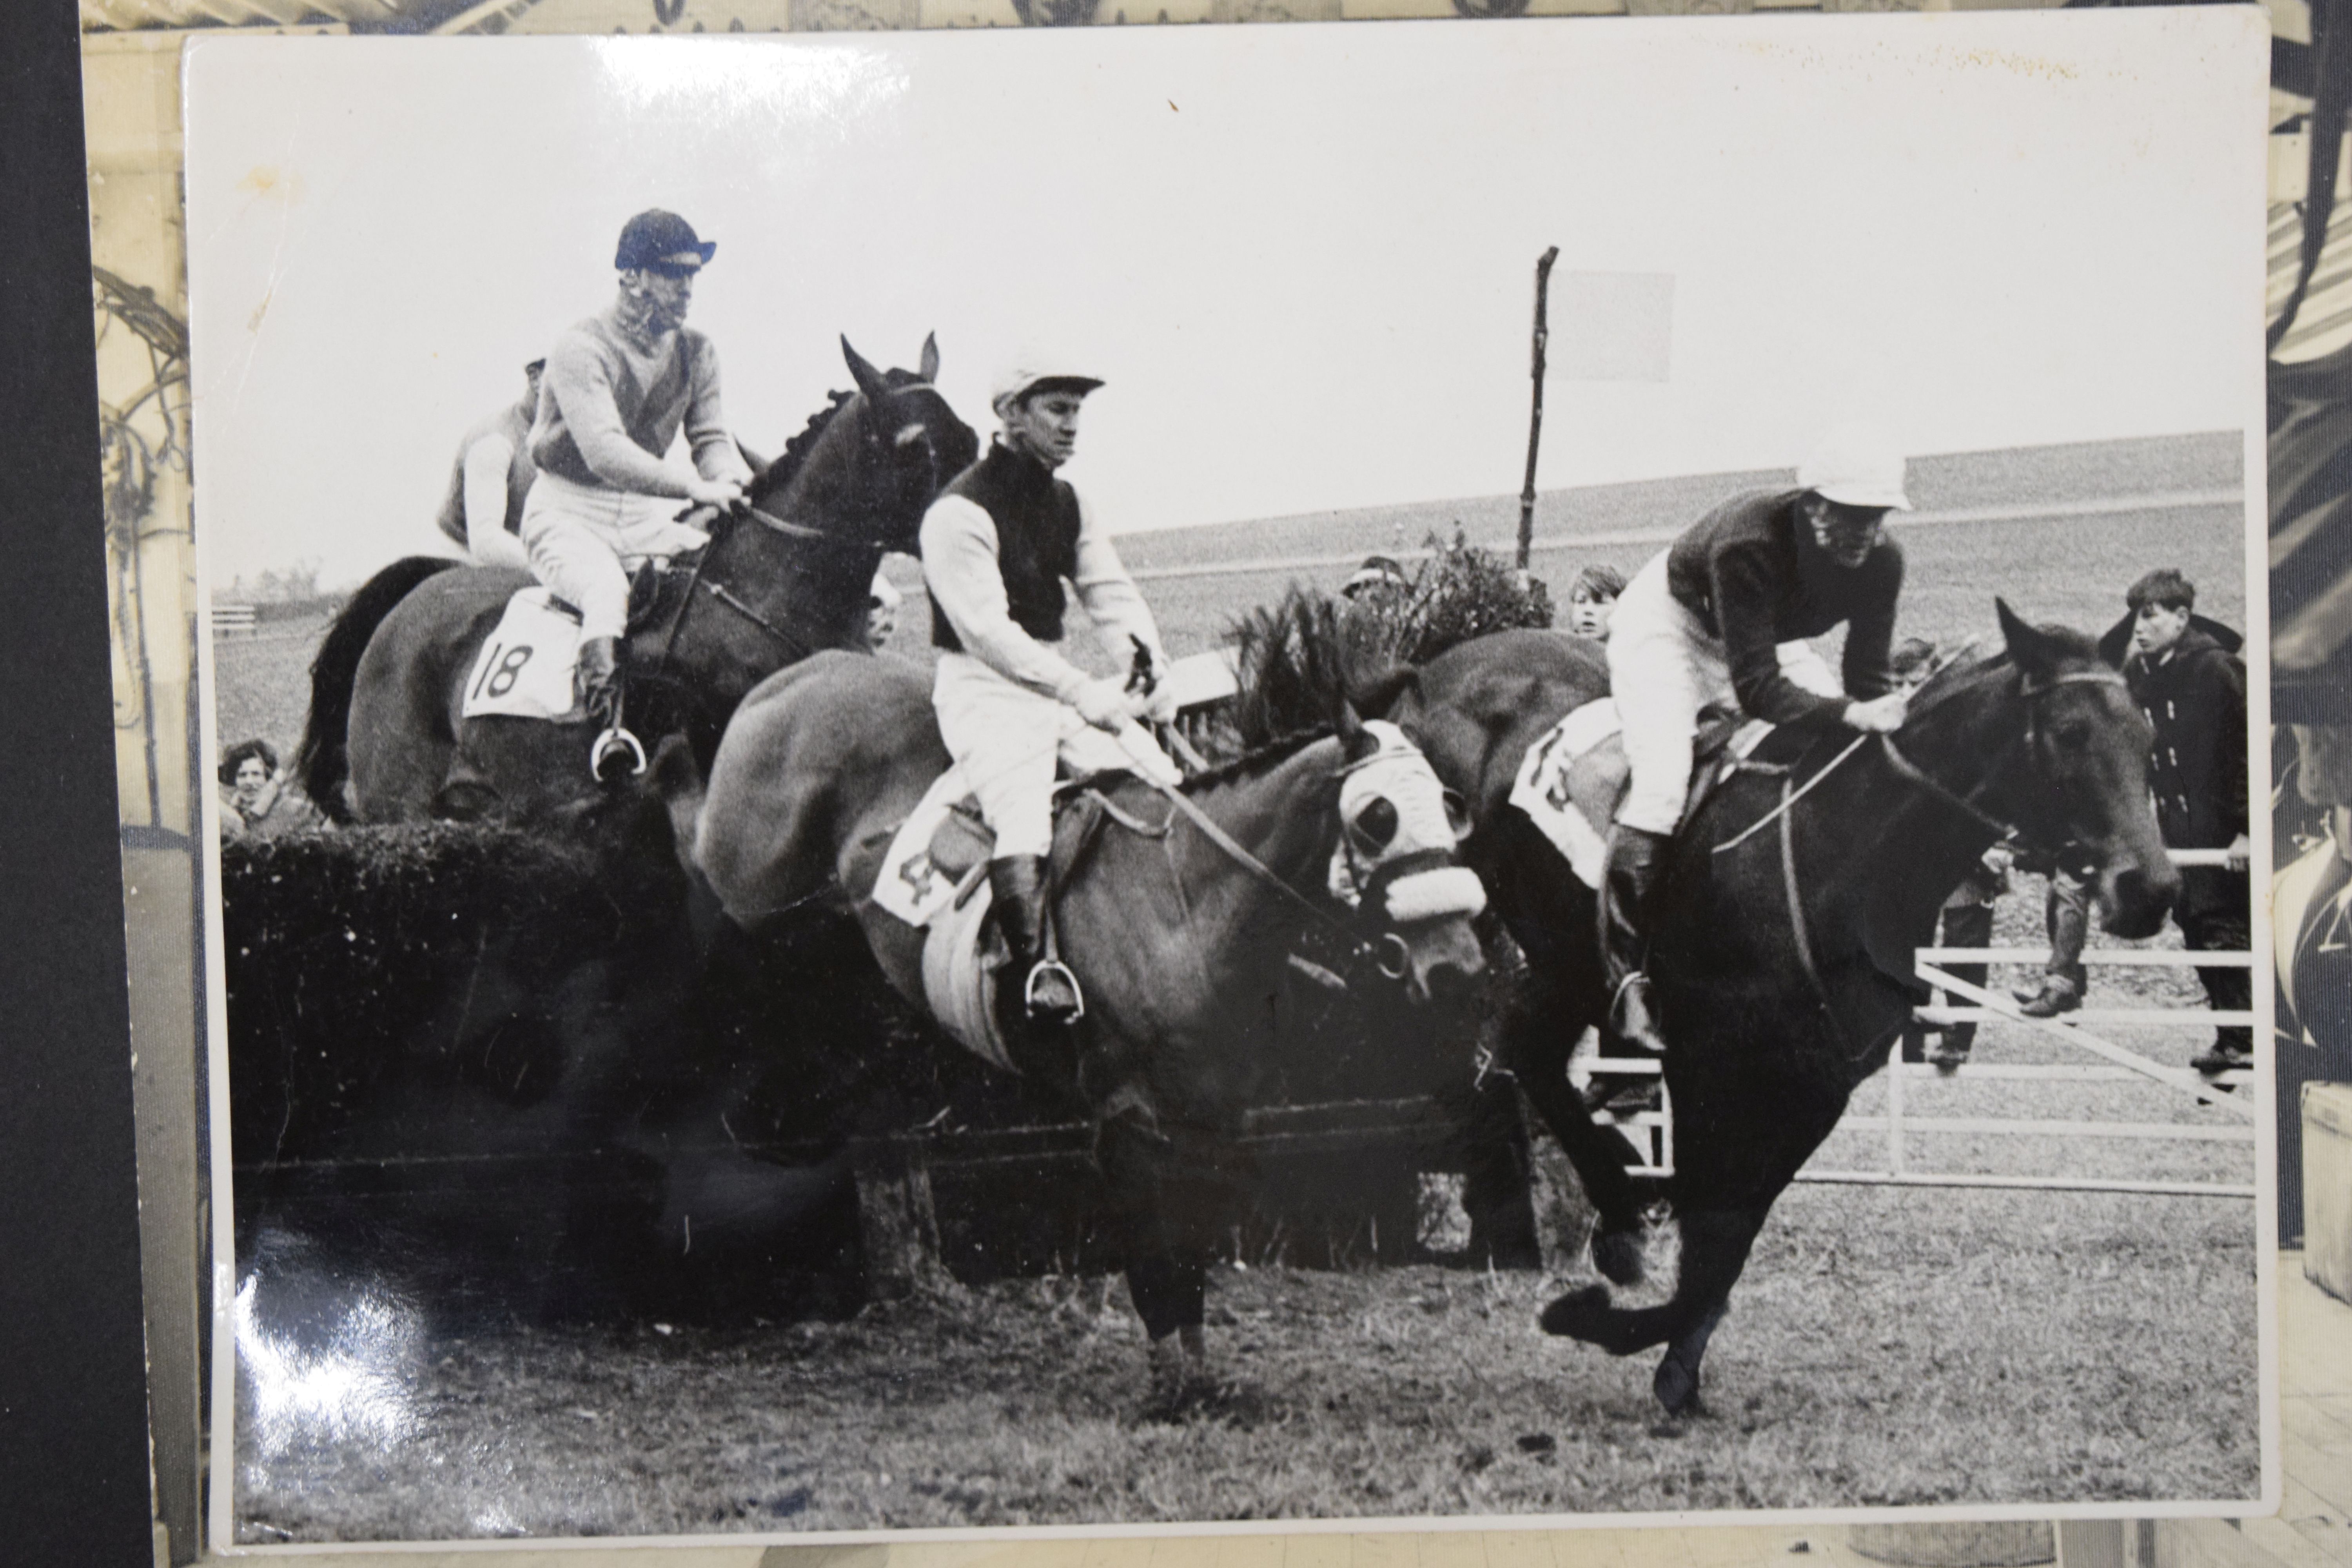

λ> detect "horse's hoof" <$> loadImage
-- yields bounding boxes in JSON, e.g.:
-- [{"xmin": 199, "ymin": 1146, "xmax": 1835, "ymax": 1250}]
[
  {"xmin": 1538, "ymin": 1283, "xmax": 1611, "ymax": 1340},
  {"xmin": 1653, "ymin": 1355, "xmax": 1704, "ymax": 1416},
  {"xmin": 1592, "ymin": 1225, "xmax": 1647, "ymax": 1287}
]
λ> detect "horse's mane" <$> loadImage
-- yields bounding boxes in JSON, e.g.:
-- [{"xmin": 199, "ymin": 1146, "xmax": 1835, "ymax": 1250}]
[
  {"xmin": 1901, "ymin": 619, "xmax": 2105, "ymax": 723},
  {"xmin": 1178, "ymin": 724, "xmax": 1337, "ymax": 793},
  {"xmin": 746, "ymin": 388, "xmax": 857, "ymax": 510}
]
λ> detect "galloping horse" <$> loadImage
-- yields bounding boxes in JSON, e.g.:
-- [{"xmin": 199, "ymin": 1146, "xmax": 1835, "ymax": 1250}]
[
  {"xmin": 1243, "ymin": 597, "xmax": 2177, "ymax": 1415},
  {"xmin": 692, "ymin": 649, "xmax": 1491, "ymax": 1401},
  {"xmin": 297, "ymin": 338, "xmax": 976, "ymax": 825}
]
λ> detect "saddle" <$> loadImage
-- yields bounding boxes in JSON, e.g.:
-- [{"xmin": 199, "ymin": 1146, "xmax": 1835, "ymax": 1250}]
[
  {"xmin": 460, "ymin": 562, "xmax": 695, "ymax": 726},
  {"xmin": 869, "ymin": 765, "xmax": 1120, "ymax": 1074},
  {"xmin": 1508, "ymin": 699, "xmax": 1766, "ymax": 886}
]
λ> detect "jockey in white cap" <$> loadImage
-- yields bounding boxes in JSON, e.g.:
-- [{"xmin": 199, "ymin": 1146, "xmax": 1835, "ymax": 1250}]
[
  {"xmin": 920, "ymin": 356, "xmax": 1181, "ymax": 1024},
  {"xmin": 1599, "ymin": 427, "xmax": 1913, "ymax": 1053}
]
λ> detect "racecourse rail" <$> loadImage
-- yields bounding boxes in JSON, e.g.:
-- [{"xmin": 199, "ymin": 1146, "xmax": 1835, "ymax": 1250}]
[{"xmin": 1588, "ymin": 848, "xmax": 2257, "ymax": 1201}]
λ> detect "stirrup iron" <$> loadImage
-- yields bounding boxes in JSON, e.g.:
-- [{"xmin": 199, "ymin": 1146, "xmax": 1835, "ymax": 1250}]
[
  {"xmin": 590, "ymin": 725, "xmax": 647, "ymax": 780},
  {"xmin": 1025, "ymin": 958, "xmax": 1084, "ymax": 1022}
]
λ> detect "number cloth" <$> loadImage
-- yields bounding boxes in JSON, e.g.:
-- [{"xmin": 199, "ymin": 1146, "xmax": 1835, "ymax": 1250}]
[{"xmin": 460, "ymin": 587, "xmax": 588, "ymax": 722}]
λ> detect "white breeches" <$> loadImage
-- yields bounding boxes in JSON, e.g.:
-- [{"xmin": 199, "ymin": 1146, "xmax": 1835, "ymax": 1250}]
[
  {"xmin": 933, "ymin": 652, "xmax": 1179, "ymax": 860},
  {"xmin": 519, "ymin": 470, "xmax": 711, "ymax": 642},
  {"xmin": 1606, "ymin": 550, "xmax": 1842, "ymax": 835}
]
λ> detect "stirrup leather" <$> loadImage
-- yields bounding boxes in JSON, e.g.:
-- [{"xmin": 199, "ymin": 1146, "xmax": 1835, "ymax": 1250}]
[
  {"xmin": 1609, "ymin": 971, "xmax": 1665, "ymax": 1053},
  {"xmin": 1024, "ymin": 958, "xmax": 1084, "ymax": 1021}
]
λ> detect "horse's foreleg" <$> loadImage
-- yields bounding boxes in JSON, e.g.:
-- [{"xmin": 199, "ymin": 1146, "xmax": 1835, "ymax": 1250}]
[
  {"xmin": 1099, "ymin": 1112, "xmax": 1211, "ymax": 1405},
  {"xmin": 1648, "ymin": 1206, "xmax": 1767, "ymax": 1416},
  {"xmin": 1502, "ymin": 980, "xmax": 1650, "ymax": 1283}
]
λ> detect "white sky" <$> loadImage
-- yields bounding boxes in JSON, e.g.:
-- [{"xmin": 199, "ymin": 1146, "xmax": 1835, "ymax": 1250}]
[{"xmin": 185, "ymin": 10, "xmax": 2267, "ymax": 590}]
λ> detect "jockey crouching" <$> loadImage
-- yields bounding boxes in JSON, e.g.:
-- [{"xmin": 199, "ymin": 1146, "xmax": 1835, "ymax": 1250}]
[
  {"xmin": 520, "ymin": 209, "xmax": 752, "ymax": 771},
  {"xmin": 920, "ymin": 359, "xmax": 1181, "ymax": 1027},
  {"xmin": 1602, "ymin": 431, "xmax": 1913, "ymax": 1053}
]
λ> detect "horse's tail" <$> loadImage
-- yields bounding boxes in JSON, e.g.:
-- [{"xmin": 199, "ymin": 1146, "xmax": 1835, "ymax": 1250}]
[{"xmin": 296, "ymin": 555, "xmax": 463, "ymax": 822}]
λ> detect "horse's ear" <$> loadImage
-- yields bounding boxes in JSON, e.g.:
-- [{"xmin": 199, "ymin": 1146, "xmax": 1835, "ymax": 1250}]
[
  {"xmin": 917, "ymin": 332, "xmax": 940, "ymax": 383},
  {"xmin": 1995, "ymin": 597, "xmax": 2057, "ymax": 677},
  {"xmin": 1336, "ymin": 698, "xmax": 1378, "ymax": 764},
  {"xmin": 1353, "ymin": 664, "xmax": 1421, "ymax": 721},
  {"xmin": 842, "ymin": 336, "xmax": 888, "ymax": 403}
]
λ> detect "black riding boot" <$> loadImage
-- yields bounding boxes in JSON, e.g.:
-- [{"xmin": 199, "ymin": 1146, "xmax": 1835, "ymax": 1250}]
[
  {"xmin": 989, "ymin": 855, "xmax": 1080, "ymax": 1024},
  {"xmin": 1600, "ymin": 826, "xmax": 1672, "ymax": 1055},
  {"xmin": 577, "ymin": 635, "xmax": 626, "ymax": 732}
]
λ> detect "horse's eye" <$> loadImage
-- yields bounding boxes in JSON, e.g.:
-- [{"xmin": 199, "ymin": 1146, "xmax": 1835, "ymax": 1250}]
[
  {"xmin": 1442, "ymin": 788, "xmax": 1474, "ymax": 842},
  {"xmin": 2052, "ymin": 722, "xmax": 2091, "ymax": 751},
  {"xmin": 1350, "ymin": 796, "xmax": 1399, "ymax": 855}
]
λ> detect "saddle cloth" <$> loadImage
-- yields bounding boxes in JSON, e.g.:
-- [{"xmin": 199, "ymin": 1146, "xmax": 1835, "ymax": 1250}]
[
  {"xmin": 872, "ymin": 766, "xmax": 1109, "ymax": 1075},
  {"xmin": 461, "ymin": 566, "xmax": 690, "ymax": 724},
  {"xmin": 461, "ymin": 588, "xmax": 585, "ymax": 722},
  {"xmin": 1510, "ymin": 699, "xmax": 1772, "ymax": 887}
]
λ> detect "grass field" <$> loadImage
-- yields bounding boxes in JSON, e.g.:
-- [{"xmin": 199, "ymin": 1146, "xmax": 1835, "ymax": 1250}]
[
  {"xmin": 215, "ymin": 433, "xmax": 2262, "ymax": 1542},
  {"xmin": 232, "ymin": 1171, "xmax": 2257, "ymax": 1543}
]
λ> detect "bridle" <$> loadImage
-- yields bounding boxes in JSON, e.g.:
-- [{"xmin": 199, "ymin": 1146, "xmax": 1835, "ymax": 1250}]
[
  {"xmin": 1876, "ymin": 666, "xmax": 2129, "ymax": 853},
  {"xmin": 1709, "ymin": 662, "xmax": 2131, "ymax": 1064},
  {"xmin": 588, "ymin": 386, "xmax": 961, "ymax": 780},
  {"xmin": 1711, "ymin": 663, "xmax": 2128, "ymax": 859},
  {"xmin": 640, "ymin": 395, "xmax": 948, "ymax": 702}
]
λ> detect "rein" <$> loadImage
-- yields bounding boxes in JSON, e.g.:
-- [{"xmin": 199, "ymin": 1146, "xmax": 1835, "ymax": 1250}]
[
  {"xmin": 1705, "ymin": 663, "xmax": 2130, "ymax": 1062},
  {"xmin": 1131, "ymin": 769, "xmax": 1379, "ymax": 960}
]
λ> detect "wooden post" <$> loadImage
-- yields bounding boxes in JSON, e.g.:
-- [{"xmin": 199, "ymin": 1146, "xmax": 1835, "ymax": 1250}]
[
  {"xmin": 1517, "ymin": 246, "xmax": 1562, "ymax": 572},
  {"xmin": 851, "ymin": 1133, "xmax": 956, "ymax": 1301}
]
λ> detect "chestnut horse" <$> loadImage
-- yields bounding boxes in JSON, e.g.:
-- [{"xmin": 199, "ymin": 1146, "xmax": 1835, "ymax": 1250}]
[{"xmin": 692, "ymin": 649, "xmax": 1491, "ymax": 1401}]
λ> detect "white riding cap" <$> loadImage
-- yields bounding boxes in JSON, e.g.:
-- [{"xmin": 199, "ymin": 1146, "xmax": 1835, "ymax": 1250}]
[
  {"xmin": 992, "ymin": 356, "xmax": 1105, "ymax": 417},
  {"xmin": 1798, "ymin": 426, "xmax": 1912, "ymax": 512}
]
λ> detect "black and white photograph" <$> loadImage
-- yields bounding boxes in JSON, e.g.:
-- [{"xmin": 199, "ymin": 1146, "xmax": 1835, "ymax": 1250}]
[{"xmin": 187, "ymin": 13, "xmax": 2275, "ymax": 1546}]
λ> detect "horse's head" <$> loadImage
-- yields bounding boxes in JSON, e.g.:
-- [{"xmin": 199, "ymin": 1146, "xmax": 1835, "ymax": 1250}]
[
  {"xmin": 1331, "ymin": 706, "xmax": 1486, "ymax": 1006},
  {"xmin": 1984, "ymin": 599, "xmax": 2178, "ymax": 938},
  {"xmin": 824, "ymin": 334, "xmax": 978, "ymax": 552}
]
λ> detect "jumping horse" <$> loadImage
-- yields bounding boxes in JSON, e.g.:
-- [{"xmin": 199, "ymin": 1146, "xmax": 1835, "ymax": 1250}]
[
  {"xmin": 1241, "ymin": 597, "xmax": 2178, "ymax": 1415},
  {"xmin": 691, "ymin": 648, "xmax": 1492, "ymax": 1402},
  {"xmin": 296, "ymin": 338, "xmax": 977, "ymax": 826}
]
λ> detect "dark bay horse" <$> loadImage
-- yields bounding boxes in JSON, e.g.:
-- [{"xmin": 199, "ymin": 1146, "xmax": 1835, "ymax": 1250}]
[
  {"xmin": 692, "ymin": 649, "xmax": 1490, "ymax": 1401},
  {"xmin": 296, "ymin": 338, "xmax": 976, "ymax": 825},
  {"xmin": 1246, "ymin": 598, "xmax": 2177, "ymax": 1415}
]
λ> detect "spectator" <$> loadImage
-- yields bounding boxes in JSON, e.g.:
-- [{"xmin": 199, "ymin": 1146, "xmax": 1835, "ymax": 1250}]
[
  {"xmin": 219, "ymin": 739, "xmax": 325, "ymax": 841},
  {"xmin": 1890, "ymin": 638, "xmax": 2011, "ymax": 1069},
  {"xmin": 867, "ymin": 568, "xmax": 904, "ymax": 649},
  {"xmin": 2018, "ymin": 570, "xmax": 2250, "ymax": 1075},
  {"xmin": 1565, "ymin": 563, "xmax": 1626, "ymax": 641},
  {"xmin": 1341, "ymin": 554, "xmax": 1410, "ymax": 606}
]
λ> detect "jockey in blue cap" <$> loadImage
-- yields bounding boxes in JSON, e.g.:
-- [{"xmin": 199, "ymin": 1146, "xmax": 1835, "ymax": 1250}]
[{"xmin": 520, "ymin": 209, "xmax": 752, "ymax": 766}]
